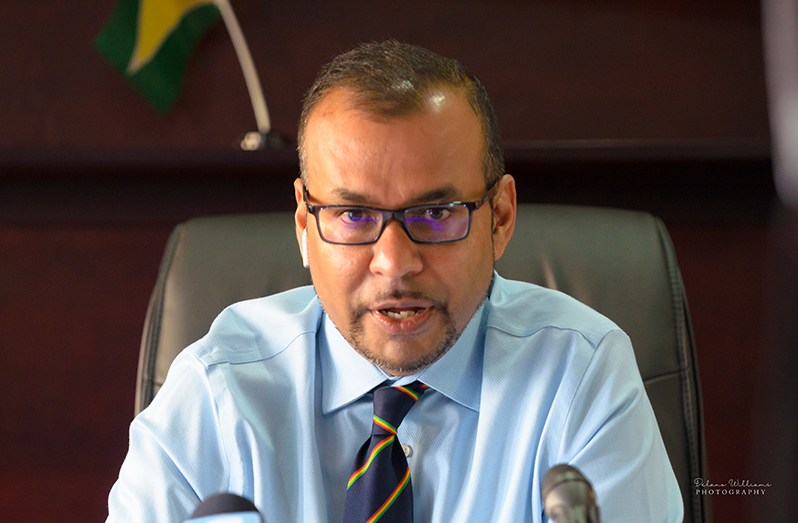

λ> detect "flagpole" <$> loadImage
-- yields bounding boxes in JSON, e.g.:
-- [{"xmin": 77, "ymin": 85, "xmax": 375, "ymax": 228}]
[{"xmin": 213, "ymin": 0, "xmax": 271, "ymax": 135}]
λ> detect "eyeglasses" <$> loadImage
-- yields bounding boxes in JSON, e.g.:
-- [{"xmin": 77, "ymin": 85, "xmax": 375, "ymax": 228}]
[{"xmin": 303, "ymin": 182, "xmax": 499, "ymax": 245}]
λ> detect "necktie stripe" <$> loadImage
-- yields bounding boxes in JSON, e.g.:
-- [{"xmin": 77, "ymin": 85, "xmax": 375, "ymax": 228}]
[
  {"xmin": 347, "ymin": 435, "xmax": 395, "ymax": 489},
  {"xmin": 373, "ymin": 415, "xmax": 398, "ymax": 434},
  {"xmin": 394, "ymin": 385, "xmax": 420, "ymax": 401},
  {"xmin": 364, "ymin": 468, "xmax": 411, "ymax": 523}
]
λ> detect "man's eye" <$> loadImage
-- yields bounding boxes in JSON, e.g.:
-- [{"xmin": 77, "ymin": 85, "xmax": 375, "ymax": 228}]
[
  {"xmin": 422, "ymin": 207, "xmax": 451, "ymax": 221},
  {"xmin": 336, "ymin": 209, "xmax": 375, "ymax": 224}
]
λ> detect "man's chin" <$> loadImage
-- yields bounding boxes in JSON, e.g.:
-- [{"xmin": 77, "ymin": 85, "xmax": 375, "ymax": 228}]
[
  {"xmin": 357, "ymin": 350, "xmax": 441, "ymax": 376},
  {"xmin": 348, "ymin": 330, "xmax": 458, "ymax": 375}
]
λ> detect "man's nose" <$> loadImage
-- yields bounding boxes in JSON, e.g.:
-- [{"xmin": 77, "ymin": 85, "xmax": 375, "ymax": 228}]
[{"xmin": 368, "ymin": 220, "xmax": 423, "ymax": 278}]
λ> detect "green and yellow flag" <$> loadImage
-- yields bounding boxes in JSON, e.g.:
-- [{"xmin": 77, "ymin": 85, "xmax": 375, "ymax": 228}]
[{"xmin": 96, "ymin": 0, "xmax": 221, "ymax": 112}]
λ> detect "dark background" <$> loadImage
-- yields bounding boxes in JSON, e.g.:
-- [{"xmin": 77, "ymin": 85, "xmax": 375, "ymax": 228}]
[{"xmin": 0, "ymin": 0, "xmax": 785, "ymax": 521}]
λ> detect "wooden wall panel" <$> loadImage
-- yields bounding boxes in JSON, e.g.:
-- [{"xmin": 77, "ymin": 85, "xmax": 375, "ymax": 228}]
[
  {"xmin": 669, "ymin": 225, "xmax": 770, "ymax": 522},
  {"xmin": 0, "ymin": 226, "xmax": 172, "ymax": 521},
  {"xmin": 0, "ymin": 0, "xmax": 767, "ymax": 153}
]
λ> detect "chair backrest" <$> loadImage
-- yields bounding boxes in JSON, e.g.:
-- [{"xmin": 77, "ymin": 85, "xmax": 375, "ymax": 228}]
[{"xmin": 137, "ymin": 204, "xmax": 710, "ymax": 523}]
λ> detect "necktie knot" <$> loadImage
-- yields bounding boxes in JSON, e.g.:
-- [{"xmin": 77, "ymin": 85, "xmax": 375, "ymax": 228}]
[{"xmin": 371, "ymin": 382, "xmax": 429, "ymax": 436}]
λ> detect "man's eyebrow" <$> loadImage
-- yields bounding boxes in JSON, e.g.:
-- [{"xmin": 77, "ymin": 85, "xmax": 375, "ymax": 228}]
[
  {"xmin": 329, "ymin": 185, "xmax": 462, "ymax": 206},
  {"xmin": 329, "ymin": 188, "xmax": 371, "ymax": 204}
]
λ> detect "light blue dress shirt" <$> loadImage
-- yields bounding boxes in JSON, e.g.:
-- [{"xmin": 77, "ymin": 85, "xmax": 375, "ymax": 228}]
[{"xmin": 107, "ymin": 274, "xmax": 682, "ymax": 522}]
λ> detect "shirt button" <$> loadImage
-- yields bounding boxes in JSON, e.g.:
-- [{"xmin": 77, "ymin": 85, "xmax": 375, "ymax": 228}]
[{"xmin": 402, "ymin": 444, "xmax": 413, "ymax": 458}]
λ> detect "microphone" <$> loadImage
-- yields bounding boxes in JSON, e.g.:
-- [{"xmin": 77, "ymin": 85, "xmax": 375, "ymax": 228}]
[
  {"xmin": 183, "ymin": 493, "xmax": 264, "ymax": 523},
  {"xmin": 541, "ymin": 464, "xmax": 601, "ymax": 523}
]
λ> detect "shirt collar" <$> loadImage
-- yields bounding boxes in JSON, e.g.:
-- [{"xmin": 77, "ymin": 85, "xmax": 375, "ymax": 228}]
[
  {"xmin": 320, "ymin": 300, "xmax": 487, "ymax": 414},
  {"xmin": 416, "ymin": 302, "xmax": 485, "ymax": 412},
  {"xmin": 319, "ymin": 314, "xmax": 385, "ymax": 414}
]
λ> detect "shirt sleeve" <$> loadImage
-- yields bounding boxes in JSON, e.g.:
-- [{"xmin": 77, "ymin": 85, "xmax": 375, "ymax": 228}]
[
  {"xmin": 554, "ymin": 329, "xmax": 684, "ymax": 523},
  {"xmin": 106, "ymin": 348, "xmax": 229, "ymax": 522}
]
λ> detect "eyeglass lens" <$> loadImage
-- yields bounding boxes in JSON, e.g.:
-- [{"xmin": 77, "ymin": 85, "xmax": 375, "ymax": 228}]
[{"xmin": 319, "ymin": 205, "xmax": 471, "ymax": 243}]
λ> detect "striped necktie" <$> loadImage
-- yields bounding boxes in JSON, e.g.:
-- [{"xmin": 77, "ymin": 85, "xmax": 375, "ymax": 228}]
[{"xmin": 342, "ymin": 381, "xmax": 430, "ymax": 523}]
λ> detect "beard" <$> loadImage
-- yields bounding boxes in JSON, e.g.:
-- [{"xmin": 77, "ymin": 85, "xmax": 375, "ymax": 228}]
[{"xmin": 345, "ymin": 288, "xmax": 459, "ymax": 375}]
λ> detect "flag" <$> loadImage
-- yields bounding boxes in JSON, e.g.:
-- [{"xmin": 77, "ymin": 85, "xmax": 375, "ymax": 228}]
[{"xmin": 96, "ymin": 0, "xmax": 221, "ymax": 112}]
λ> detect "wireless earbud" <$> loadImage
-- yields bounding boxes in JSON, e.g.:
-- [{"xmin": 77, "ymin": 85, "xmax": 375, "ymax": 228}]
[{"xmin": 301, "ymin": 228, "xmax": 309, "ymax": 268}]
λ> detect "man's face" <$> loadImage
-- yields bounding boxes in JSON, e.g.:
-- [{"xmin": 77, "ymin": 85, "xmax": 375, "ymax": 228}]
[{"xmin": 295, "ymin": 88, "xmax": 515, "ymax": 375}]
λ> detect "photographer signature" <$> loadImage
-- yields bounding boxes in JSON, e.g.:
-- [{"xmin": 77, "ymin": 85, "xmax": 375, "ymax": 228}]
[{"xmin": 694, "ymin": 478, "xmax": 771, "ymax": 488}]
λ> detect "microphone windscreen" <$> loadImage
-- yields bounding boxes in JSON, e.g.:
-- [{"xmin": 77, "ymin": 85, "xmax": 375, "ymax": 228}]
[
  {"xmin": 541, "ymin": 464, "xmax": 600, "ymax": 523},
  {"xmin": 542, "ymin": 464, "xmax": 590, "ymax": 498}
]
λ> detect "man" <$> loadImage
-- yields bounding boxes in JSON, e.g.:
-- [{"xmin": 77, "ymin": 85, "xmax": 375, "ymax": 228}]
[{"xmin": 107, "ymin": 41, "xmax": 682, "ymax": 522}]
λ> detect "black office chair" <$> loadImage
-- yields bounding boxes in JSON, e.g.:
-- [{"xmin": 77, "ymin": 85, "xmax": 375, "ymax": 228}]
[{"xmin": 137, "ymin": 204, "xmax": 711, "ymax": 523}]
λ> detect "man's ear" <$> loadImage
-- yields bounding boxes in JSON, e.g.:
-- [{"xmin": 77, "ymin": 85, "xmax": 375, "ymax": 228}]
[
  {"xmin": 491, "ymin": 174, "xmax": 517, "ymax": 261},
  {"xmin": 294, "ymin": 178, "xmax": 308, "ymax": 261}
]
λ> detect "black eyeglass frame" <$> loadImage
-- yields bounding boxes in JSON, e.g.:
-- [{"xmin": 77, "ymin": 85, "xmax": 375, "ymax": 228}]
[{"xmin": 303, "ymin": 181, "xmax": 500, "ymax": 245}]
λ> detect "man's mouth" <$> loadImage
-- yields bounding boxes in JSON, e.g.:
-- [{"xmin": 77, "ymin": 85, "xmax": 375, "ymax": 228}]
[{"xmin": 379, "ymin": 307, "xmax": 426, "ymax": 320}]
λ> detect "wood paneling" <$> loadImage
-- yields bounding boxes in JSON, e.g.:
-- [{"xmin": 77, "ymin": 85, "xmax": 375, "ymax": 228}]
[
  {"xmin": 0, "ymin": 0, "xmax": 767, "ymax": 153},
  {"xmin": 0, "ymin": 226, "xmax": 171, "ymax": 521}
]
